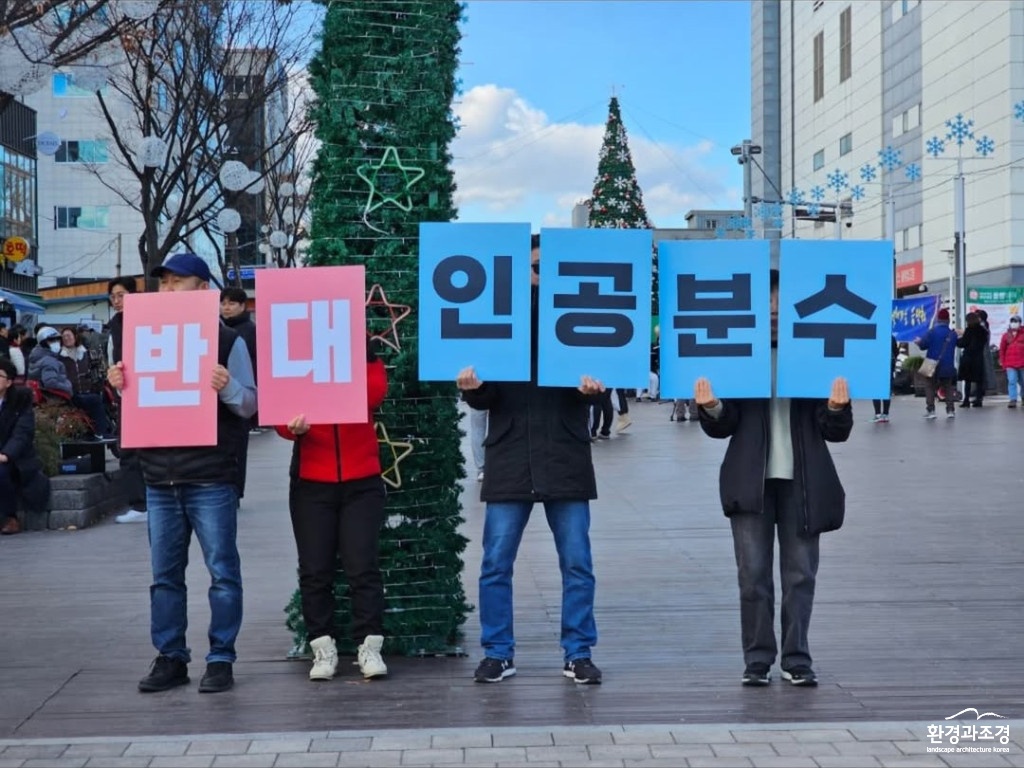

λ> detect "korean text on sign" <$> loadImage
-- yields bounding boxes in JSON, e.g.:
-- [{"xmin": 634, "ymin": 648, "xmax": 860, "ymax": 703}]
[
  {"xmin": 418, "ymin": 222, "xmax": 532, "ymax": 382},
  {"xmin": 120, "ymin": 290, "xmax": 220, "ymax": 448},
  {"xmin": 255, "ymin": 265, "xmax": 367, "ymax": 425},
  {"xmin": 658, "ymin": 239, "xmax": 771, "ymax": 399},
  {"xmin": 536, "ymin": 227, "xmax": 652, "ymax": 388},
  {"xmin": 776, "ymin": 240, "xmax": 894, "ymax": 399}
]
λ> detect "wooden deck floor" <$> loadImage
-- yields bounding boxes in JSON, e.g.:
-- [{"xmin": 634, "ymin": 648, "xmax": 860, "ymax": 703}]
[{"xmin": 1, "ymin": 396, "xmax": 1021, "ymax": 738}]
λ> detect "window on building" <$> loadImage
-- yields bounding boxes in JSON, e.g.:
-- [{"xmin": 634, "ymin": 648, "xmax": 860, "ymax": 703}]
[
  {"xmin": 813, "ymin": 148, "xmax": 825, "ymax": 171},
  {"xmin": 907, "ymin": 103, "xmax": 921, "ymax": 130},
  {"xmin": 839, "ymin": 133, "xmax": 853, "ymax": 156},
  {"xmin": 704, "ymin": 219, "xmax": 717, "ymax": 229},
  {"xmin": 54, "ymin": 205, "xmax": 109, "ymax": 229},
  {"xmin": 52, "ymin": 72, "xmax": 97, "ymax": 98},
  {"xmin": 839, "ymin": 7, "xmax": 852, "ymax": 82},
  {"xmin": 55, "ymin": 140, "xmax": 108, "ymax": 164},
  {"xmin": 892, "ymin": 0, "xmax": 919, "ymax": 24},
  {"xmin": 813, "ymin": 32, "xmax": 825, "ymax": 102}
]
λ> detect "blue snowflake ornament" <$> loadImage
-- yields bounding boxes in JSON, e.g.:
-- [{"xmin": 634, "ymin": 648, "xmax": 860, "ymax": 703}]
[
  {"xmin": 809, "ymin": 185, "xmax": 826, "ymax": 202},
  {"xmin": 744, "ymin": 227, "xmax": 757, "ymax": 239},
  {"xmin": 765, "ymin": 202, "xmax": 784, "ymax": 220},
  {"xmin": 926, "ymin": 136, "xmax": 946, "ymax": 158},
  {"xmin": 859, "ymin": 163, "xmax": 877, "ymax": 183},
  {"xmin": 768, "ymin": 216, "xmax": 785, "ymax": 230},
  {"xmin": 726, "ymin": 215, "xmax": 745, "ymax": 231},
  {"xmin": 850, "ymin": 185, "xmax": 866, "ymax": 201},
  {"xmin": 786, "ymin": 188, "xmax": 805, "ymax": 206},
  {"xmin": 1015, "ymin": 100, "xmax": 1024, "ymax": 121},
  {"xmin": 945, "ymin": 113, "xmax": 975, "ymax": 145},
  {"xmin": 714, "ymin": 227, "xmax": 728, "ymax": 240},
  {"xmin": 826, "ymin": 168, "xmax": 849, "ymax": 193},
  {"xmin": 807, "ymin": 202, "xmax": 821, "ymax": 218},
  {"xmin": 904, "ymin": 163, "xmax": 921, "ymax": 182},
  {"xmin": 878, "ymin": 145, "xmax": 902, "ymax": 171},
  {"xmin": 975, "ymin": 135, "xmax": 995, "ymax": 157}
]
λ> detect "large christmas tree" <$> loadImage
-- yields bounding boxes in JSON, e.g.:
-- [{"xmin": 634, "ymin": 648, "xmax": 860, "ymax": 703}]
[{"xmin": 287, "ymin": 0, "xmax": 469, "ymax": 656}]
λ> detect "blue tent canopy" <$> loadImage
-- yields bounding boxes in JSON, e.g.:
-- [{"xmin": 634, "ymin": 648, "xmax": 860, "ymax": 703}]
[{"xmin": 0, "ymin": 287, "xmax": 45, "ymax": 313}]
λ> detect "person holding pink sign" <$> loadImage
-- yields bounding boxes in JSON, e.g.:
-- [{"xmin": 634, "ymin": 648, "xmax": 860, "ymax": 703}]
[
  {"xmin": 276, "ymin": 342, "xmax": 389, "ymax": 682},
  {"xmin": 107, "ymin": 253, "xmax": 257, "ymax": 695}
]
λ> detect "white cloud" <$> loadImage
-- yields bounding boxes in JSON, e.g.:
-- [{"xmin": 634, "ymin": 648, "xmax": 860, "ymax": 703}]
[{"xmin": 452, "ymin": 85, "xmax": 740, "ymax": 228}]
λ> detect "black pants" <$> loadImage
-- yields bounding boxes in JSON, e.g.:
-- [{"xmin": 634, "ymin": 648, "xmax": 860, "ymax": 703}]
[
  {"xmin": 234, "ymin": 430, "xmax": 250, "ymax": 499},
  {"xmin": 590, "ymin": 390, "xmax": 614, "ymax": 436},
  {"xmin": 0, "ymin": 464, "xmax": 16, "ymax": 520},
  {"xmin": 119, "ymin": 449, "xmax": 147, "ymax": 510},
  {"xmin": 872, "ymin": 399, "xmax": 890, "ymax": 415},
  {"xmin": 962, "ymin": 379, "xmax": 984, "ymax": 405},
  {"xmin": 289, "ymin": 476, "xmax": 386, "ymax": 643},
  {"xmin": 614, "ymin": 389, "xmax": 629, "ymax": 415}
]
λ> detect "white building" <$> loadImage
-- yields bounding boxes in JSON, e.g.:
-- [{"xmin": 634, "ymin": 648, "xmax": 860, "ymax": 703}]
[{"xmin": 751, "ymin": 0, "xmax": 1024, "ymax": 298}]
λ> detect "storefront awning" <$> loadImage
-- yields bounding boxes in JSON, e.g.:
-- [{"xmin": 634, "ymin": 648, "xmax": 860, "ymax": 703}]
[{"xmin": 0, "ymin": 288, "xmax": 46, "ymax": 313}]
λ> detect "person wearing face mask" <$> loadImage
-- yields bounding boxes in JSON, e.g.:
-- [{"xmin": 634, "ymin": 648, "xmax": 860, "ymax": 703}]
[
  {"xmin": 27, "ymin": 326, "xmax": 111, "ymax": 439},
  {"xmin": 999, "ymin": 315, "xmax": 1024, "ymax": 408}
]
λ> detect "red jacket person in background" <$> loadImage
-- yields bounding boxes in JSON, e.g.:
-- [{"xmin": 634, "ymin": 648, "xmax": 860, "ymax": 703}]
[{"xmin": 276, "ymin": 342, "xmax": 389, "ymax": 682}]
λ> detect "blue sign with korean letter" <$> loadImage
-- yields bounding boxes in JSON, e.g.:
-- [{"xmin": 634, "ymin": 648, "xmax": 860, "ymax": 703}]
[
  {"xmin": 777, "ymin": 240, "xmax": 893, "ymax": 399},
  {"xmin": 418, "ymin": 222, "xmax": 532, "ymax": 381},
  {"xmin": 658, "ymin": 239, "xmax": 771, "ymax": 399},
  {"xmin": 537, "ymin": 227, "xmax": 652, "ymax": 388}
]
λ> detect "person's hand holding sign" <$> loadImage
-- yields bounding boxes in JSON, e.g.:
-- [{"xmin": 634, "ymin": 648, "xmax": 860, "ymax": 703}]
[
  {"xmin": 287, "ymin": 414, "xmax": 310, "ymax": 436},
  {"xmin": 456, "ymin": 366, "xmax": 482, "ymax": 391},
  {"xmin": 693, "ymin": 377, "xmax": 719, "ymax": 410},
  {"xmin": 107, "ymin": 361, "xmax": 125, "ymax": 390},
  {"xmin": 827, "ymin": 376, "xmax": 850, "ymax": 410},
  {"xmin": 578, "ymin": 375, "xmax": 605, "ymax": 395},
  {"xmin": 211, "ymin": 364, "xmax": 231, "ymax": 392}
]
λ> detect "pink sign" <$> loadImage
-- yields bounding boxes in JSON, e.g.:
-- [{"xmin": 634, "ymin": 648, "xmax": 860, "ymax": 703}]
[
  {"xmin": 120, "ymin": 290, "xmax": 221, "ymax": 448},
  {"xmin": 255, "ymin": 266, "xmax": 368, "ymax": 426}
]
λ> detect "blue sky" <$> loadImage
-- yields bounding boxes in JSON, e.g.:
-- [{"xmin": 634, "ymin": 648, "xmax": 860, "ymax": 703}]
[{"xmin": 452, "ymin": 1, "xmax": 752, "ymax": 229}]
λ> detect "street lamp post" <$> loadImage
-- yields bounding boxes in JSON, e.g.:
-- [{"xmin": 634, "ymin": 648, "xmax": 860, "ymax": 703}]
[{"xmin": 731, "ymin": 140, "xmax": 762, "ymax": 222}]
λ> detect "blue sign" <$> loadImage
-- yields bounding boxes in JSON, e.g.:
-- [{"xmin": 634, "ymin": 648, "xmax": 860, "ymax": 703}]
[
  {"xmin": 892, "ymin": 294, "xmax": 940, "ymax": 342},
  {"xmin": 418, "ymin": 222, "xmax": 533, "ymax": 382},
  {"xmin": 537, "ymin": 227, "xmax": 652, "ymax": 388},
  {"xmin": 777, "ymin": 240, "xmax": 893, "ymax": 399},
  {"xmin": 658, "ymin": 239, "xmax": 771, "ymax": 399},
  {"xmin": 227, "ymin": 267, "xmax": 256, "ymax": 281}
]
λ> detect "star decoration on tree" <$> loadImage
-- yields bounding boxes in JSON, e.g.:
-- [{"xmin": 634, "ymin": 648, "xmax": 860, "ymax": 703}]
[
  {"xmin": 356, "ymin": 146, "xmax": 426, "ymax": 214},
  {"xmin": 365, "ymin": 283, "xmax": 412, "ymax": 352},
  {"xmin": 376, "ymin": 421, "xmax": 414, "ymax": 489}
]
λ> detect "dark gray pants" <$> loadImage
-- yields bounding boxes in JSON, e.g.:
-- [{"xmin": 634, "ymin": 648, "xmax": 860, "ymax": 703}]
[{"xmin": 729, "ymin": 479, "xmax": 819, "ymax": 671}]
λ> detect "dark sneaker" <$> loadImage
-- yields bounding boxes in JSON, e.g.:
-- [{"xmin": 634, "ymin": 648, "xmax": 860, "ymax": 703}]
[
  {"xmin": 138, "ymin": 655, "xmax": 189, "ymax": 693},
  {"xmin": 742, "ymin": 662, "xmax": 771, "ymax": 686},
  {"xmin": 563, "ymin": 658, "xmax": 602, "ymax": 684},
  {"xmin": 474, "ymin": 657, "xmax": 515, "ymax": 683},
  {"xmin": 781, "ymin": 666, "xmax": 818, "ymax": 686},
  {"xmin": 198, "ymin": 661, "xmax": 234, "ymax": 693}
]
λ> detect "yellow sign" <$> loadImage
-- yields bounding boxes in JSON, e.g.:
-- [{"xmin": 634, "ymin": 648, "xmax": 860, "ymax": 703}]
[{"xmin": 2, "ymin": 237, "xmax": 30, "ymax": 264}]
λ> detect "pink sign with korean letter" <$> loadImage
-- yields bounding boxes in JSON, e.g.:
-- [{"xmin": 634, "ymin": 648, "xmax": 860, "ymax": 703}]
[
  {"xmin": 120, "ymin": 290, "xmax": 221, "ymax": 448},
  {"xmin": 255, "ymin": 266, "xmax": 368, "ymax": 426}
]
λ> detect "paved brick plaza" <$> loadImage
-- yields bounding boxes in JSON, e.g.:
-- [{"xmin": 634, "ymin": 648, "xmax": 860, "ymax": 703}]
[{"xmin": 0, "ymin": 395, "xmax": 1021, "ymax": 766}]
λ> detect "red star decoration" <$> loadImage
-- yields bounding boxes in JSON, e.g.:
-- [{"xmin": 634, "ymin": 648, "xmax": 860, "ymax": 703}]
[{"xmin": 365, "ymin": 283, "xmax": 412, "ymax": 352}]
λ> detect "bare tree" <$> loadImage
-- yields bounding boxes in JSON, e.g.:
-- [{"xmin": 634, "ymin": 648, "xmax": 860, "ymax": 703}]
[
  {"xmin": 0, "ymin": 1, "xmax": 162, "ymax": 110},
  {"xmin": 77, "ymin": 0, "xmax": 314, "ymax": 282}
]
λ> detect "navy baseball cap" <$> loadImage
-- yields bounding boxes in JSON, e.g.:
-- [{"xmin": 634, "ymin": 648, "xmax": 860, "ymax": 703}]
[{"xmin": 150, "ymin": 252, "xmax": 218, "ymax": 285}]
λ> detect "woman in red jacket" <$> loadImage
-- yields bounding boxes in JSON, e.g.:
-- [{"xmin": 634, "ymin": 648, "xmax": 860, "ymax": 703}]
[{"xmin": 276, "ymin": 345, "xmax": 389, "ymax": 682}]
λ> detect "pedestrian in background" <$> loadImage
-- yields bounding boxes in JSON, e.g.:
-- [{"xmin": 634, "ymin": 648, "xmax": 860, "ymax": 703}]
[{"xmin": 999, "ymin": 315, "xmax": 1024, "ymax": 407}]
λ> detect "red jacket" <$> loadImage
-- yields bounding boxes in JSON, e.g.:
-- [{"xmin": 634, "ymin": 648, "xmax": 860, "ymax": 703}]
[
  {"xmin": 999, "ymin": 329, "xmax": 1024, "ymax": 369},
  {"xmin": 275, "ymin": 358, "xmax": 387, "ymax": 483}
]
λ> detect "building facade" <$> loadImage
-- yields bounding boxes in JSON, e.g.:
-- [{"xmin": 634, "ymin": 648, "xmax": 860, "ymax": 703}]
[
  {"xmin": 751, "ymin": 0, "xmax": 1024, "ymax": 299},
  {"xmin": 0, "ymin": 95, "xmax": 43, "ymax": 306}
]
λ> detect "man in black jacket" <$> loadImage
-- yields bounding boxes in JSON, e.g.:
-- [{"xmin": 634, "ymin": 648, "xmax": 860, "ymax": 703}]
[
  {"xmin": 695, "ymin": 269, "xmax": 852, "ymax": 688},
  {"xmin": 457, "ymin": 233, "xmax": 606, "ymax": 685}
]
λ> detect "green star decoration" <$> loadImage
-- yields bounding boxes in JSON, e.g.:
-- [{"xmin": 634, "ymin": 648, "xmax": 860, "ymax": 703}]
[{"xmin": 356, "ymin": 146, "xmax": 426, "ymax": 214}]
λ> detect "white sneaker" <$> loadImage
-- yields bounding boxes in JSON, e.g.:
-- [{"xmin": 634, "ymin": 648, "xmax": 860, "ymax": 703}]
[
  {"xmin": 115, "ymin": 509, "xmax": 147, "ymax": 524},
  {"xmin": 476, "ymin": 470, "xmax": 484, "ymax": 482},
  {"xmin": 616, "ymin": 414, "xmax": 632, "ymax": 432},
  {"xmin": 356, "ymin": 635, "xmax": 388, "ymax": 679},
  {"xmin": 309, "ymin": 635, "xmax": 338, "ymax": 681}
]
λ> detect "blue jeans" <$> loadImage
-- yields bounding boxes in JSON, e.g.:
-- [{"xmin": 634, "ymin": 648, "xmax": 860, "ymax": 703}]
[
  {"xmin": 479, "ymin": 500, "xmax": 597, "ymax": 662},
  {"xmin": 730, "ymin": 479, "xmax": 819, "ymax": 670},
  {"xmin": 147, "ymin": 483, "xmax": 242, "ymax": 664},
  {"xmin": 1007, "ymin": 368, "xmax": 1024, "ymax": 402}
]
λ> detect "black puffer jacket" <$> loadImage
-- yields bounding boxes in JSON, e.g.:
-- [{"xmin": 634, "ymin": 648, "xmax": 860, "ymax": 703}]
[{"xmin": 699, "ymin": 398, "xmax": 853, "ymax": 535}]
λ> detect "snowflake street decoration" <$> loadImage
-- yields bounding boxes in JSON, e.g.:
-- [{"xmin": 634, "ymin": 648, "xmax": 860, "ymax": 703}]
[
  {"xmin": 714, "ymin": 227, "xmax": 728, "ymax": 239},
  {"xmin": 859, "ymin": 163, "xmax": 878, "ymax": 183},
  {"xmin": 926, "ymin": 136, "xmax": 946, "ymax": 158},
  {"xmin": 826, "ymin": 168, "xmax": 849, "ymax": 193},
  {"xmin": 755, "ymin": 201, "xmax": 771, "ymax": 220},
  {"xmin": 878, "ymin": 145, "xmax": 902, "ymax": 171},
  {"xmin": 809, "ymin": 185, "xmax": 826, "ymax": 202},
  {"xmin": 613, "ymin": 177, "xmax": 628, "ymax": 189},
  {"xmin": 762, "ymin": 202, "xmax": 783, "ymax": 220},
  {"xmin": 1016, "ymin": 100, "xmax": 1024, "ymax": 121},
  {"xmin": 975, "ymin": 135, "xmax": 995, "ymax": 157},
  {"xmin": 768, "ymin": 217, "xmax": 785, "ymax": 230},
  {"xmin": 807, "ymin": 202, "xmax": 822, "ymax": 218},
  {"xmin": 904, "ymin": 163, "xmax": 922, "ymax": 182},
  {"xmin": 356, "ymin": 146, "xmax": 426, "ymax": 214},
  {"xmin": 744, "ymin": 227, "xmax": 757, "ymax": 239},
  {"xmin": 945, "ymin": 113, "xmax": 975, "ymax": 145},
  {"xmin": 616, "ymin": 149, "xmax": 629, "ymax": 162},
  {"xmin": 850, "ymin": 185, "xmax": 866, "ymax": 201},
  {"xmin": 785, "ymin": 188, "xmax": 805, "ymax": 206}
]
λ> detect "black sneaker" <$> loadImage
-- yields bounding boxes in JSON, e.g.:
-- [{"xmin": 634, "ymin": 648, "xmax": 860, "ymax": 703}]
[
  {"xmin": 742, "ymin": 662, "xmax": 771, "ymax": 686},
  {"xmin": 473, "ymin": 657, "xmax": 515, "ymax": 683},
  {"xmin": 138, "ymin": 655, "xmax": 189, "ymax": 693},
  {"xmin": 781, "ymin": 666, "xmax": 818, "ymax": 686},
  {"xmin": 563, "ymin": 658, "xmax": 602, "ymax": 684},
  {"xmin": 198, "ymin": 661, "xmax": 234, "ymax": 693}
]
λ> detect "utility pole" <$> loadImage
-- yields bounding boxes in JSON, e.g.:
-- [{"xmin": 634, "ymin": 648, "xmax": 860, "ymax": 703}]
[
  {"xmin": 115, "ymin": 232, "xmax": 122, "ymax": 276},
  {"xmin": 731, "ymin": 140, "xmax": 762, "ymax": 222}
]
